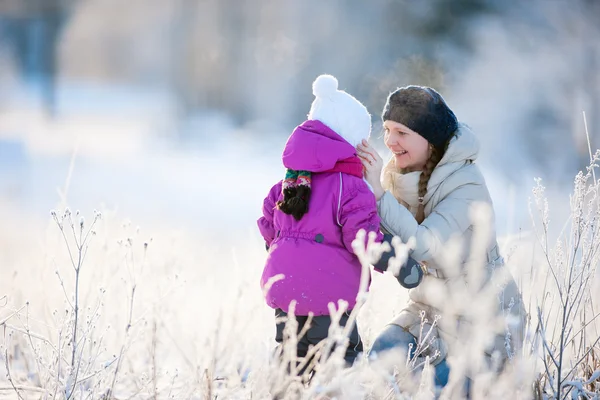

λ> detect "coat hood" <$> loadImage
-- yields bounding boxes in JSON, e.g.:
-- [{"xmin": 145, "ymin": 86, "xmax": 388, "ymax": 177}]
[{"xmin": 282, "ymin": 120, "xmax": 358, "ymax": 172}]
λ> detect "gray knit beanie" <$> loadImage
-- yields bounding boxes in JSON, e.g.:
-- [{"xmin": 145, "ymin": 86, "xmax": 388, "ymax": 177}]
[{"xmin": 382, "ymin": 86, "xmax": 458, "ymax": 152}]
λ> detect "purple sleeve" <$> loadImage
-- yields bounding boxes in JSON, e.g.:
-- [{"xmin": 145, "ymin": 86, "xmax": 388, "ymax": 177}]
[
  {"xmin": 339, "ymin": 179, "xmax": 384, "ymax": 254},
  {"xmin": 257, "ymin": 182, "xmax": 282, "ymax": 247}
]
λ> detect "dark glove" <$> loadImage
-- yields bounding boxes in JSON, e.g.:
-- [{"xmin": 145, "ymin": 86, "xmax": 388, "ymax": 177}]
[
  {"xmin": 396, "ymin": 256, "xmax": 424, "ymax": 289},
  {"xmin": 373, "ymin": 233, "xmax": 424, "ymax": 289}
]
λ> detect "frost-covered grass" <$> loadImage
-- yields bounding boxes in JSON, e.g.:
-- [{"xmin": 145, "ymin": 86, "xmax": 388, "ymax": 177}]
[
  {"xmin": 0, "ymin": 129, "xmax": 599, "ymax": 398},
  {"xmin": 1, "ymin": 158, "xmax": 599, "ymax": 400}
]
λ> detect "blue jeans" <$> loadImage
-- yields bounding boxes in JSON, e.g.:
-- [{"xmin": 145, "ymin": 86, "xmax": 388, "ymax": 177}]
[{"xmin": 369, "ymin": 324, "xmax": 451, "ymax": 388}]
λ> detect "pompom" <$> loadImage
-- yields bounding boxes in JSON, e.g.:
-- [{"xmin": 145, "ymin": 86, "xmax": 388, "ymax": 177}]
[{"xmin": 312, "ymin": 74, "xmax": 338, "ymax": 98}]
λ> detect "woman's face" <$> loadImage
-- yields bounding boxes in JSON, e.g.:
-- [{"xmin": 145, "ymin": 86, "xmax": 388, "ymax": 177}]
[{"xmin": 383, "ymin": 120, "xmax": 431, "ymax": 171}]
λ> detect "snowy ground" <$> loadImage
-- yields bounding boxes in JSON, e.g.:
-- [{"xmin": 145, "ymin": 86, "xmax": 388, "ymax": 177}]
[{"xmin": 0, "ymin": 82, "xmax": 597, "ymax": 398}]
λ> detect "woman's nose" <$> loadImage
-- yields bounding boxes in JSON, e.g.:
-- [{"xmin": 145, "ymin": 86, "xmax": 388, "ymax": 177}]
[{"xmin": 385, "ymin": 132, "xmax": 398, "ymax": 147}]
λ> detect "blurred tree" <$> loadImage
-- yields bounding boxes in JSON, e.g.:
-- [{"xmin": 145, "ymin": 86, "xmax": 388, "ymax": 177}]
[
  {"xmin": 363, "ymin": 0, "xmax": 500, "ymax": 119},
  {"xmin": 577, "ymin": 0, "xmax": 600, "ymax": 170},
  {"xmin": 1, "ymin": 0, "xmax": 597, "ymax": 186},
  {"xmin": 43, "ymin": 0, "xmax": 499, "ymax": 125},
  {"xmin": 0, "ymin": 0, "xmax": 77, "ymax": 117}
]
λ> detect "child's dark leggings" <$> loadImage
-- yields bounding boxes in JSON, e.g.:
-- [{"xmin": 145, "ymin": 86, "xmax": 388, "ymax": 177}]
[{"xmin": 275, "ymin": 308, "xmax": 363, "ymax": 367}]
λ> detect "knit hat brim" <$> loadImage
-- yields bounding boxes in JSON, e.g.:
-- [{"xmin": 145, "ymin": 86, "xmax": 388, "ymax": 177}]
[{"xmin": 382, "ymin": 86, "xmax": 458, "ymax": 151}]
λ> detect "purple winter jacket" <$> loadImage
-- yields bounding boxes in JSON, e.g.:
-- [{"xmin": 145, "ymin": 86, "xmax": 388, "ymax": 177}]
[{"xmin": 258, "ymin": 120, "xmax": 383, "ymax": 316}]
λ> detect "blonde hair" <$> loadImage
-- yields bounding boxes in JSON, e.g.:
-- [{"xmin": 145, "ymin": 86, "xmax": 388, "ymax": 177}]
[{"xmin": 415, "ymin": 136, "xmax": 453, "ymax": 223}]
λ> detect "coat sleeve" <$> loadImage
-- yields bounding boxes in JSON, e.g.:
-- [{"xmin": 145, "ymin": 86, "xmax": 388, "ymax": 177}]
[
  {"xmin": 377, "ymin": 181, "xmax": 485, "ymax": 262},
  {"xmin": 257, "ymin": 182, "xmax": 282, "ymax": 248},
  {"xmin": 339, "ymin": 180, "xmax": 384, "ymax": 255}
]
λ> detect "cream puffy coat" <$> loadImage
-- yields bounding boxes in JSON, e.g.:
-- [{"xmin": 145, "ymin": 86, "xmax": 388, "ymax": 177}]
[{"xmin": 377, "ymin": 124, "xmax": 526, "ymax": 368}]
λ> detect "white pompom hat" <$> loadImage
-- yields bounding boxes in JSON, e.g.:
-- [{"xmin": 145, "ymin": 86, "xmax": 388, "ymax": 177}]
[{"xmin": 307, "ymin": 74, "xmax": 372, "ymax": 147}]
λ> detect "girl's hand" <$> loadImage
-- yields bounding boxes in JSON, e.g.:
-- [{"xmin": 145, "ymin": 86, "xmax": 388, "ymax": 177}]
[{"xmin": 357, "ymin": 139, "xmax": 385, "ymax": 200}]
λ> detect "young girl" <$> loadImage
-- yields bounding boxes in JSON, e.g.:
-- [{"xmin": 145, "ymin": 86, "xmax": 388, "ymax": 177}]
[{"xmin": 257, "ymin": 74, "xmax": 384, "ymax": 366}]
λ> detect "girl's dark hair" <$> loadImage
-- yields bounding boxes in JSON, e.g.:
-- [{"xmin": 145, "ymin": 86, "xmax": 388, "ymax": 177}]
[{"xmin": 276, "ymin": 185, "xmax": 311, "ymax": 220}]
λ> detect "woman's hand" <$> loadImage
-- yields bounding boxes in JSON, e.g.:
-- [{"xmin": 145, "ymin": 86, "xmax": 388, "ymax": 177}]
[{"xmin": 357, "ymin": 139, "xmax": 385, "ymax": 200}]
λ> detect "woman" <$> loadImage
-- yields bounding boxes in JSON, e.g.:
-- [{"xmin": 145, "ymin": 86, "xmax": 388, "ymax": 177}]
[{"xmin": 357, "ymin": 86, "xmax": 525, "ymax": 390}]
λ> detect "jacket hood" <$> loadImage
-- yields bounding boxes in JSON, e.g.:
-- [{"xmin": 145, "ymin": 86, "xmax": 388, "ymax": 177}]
[
  {"xmin": 282, "ymin": 120, "xmax": 358, "ymax": 172},
  {"xmin": 438, "ymin": 123, "xmax": 480, "ymax": 167}
]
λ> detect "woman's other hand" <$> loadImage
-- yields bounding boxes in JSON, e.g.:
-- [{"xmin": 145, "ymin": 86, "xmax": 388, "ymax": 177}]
[{"xmin": 357, "ymin": 139, "xmax": 385, "ymax": 200}]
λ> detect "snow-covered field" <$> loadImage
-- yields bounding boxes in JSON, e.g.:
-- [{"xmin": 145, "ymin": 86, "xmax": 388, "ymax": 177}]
[{"xmin": 0, "ymin": 84, "xmax": 598, "ymax": 399}]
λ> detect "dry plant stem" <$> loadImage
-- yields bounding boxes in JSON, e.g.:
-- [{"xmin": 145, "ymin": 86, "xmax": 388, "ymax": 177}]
[
  {"xmin": 54, "ymin": 327, "xmax": 64, "ymax": 400},
  {"xmin": 71, "ymin": 237, "xmax": 83, "ymax": 369},
  {"xmin": 54, "ymin": 265, "xmax": 74, "ymax": 310},
  {"xmin": 204, "ymin": 369, "xmax": 212, "ymax": 400},
  {"xmin": 76, "ymin": 299, "xmax": 105, "ymax": 382},
  {"xmin": 338, "ymin": 229, "xmax": 378, "ymax": 335},
  {"xmin": 4, "ymin": 349, "xmax": 25, "ymax": 400},
  {"xmin": 75, "ymin": 357, "xmax": 117, "ymax": 386},
  {"xmin": 295, "ymin": 340, "xmax": 326, "ymax": 375},
  {"xmin": 567, "ymin": 335, "xmax": 600, "ymax": 379},
  {"xmin": 23, "ymin": 305, "xmax": 43, "ymax": 387},
  {"xmin": 51, "ymin": 211, "xmax": 100, "ymax": 397},
  {"xmin": 537, "ymin": 309, "xmax": 559, "ymax": 369},
  {"xmin": 537, "ymin": 308, "xmax": 558, "ymax": 396},
  {"xmin": 123, "ymin": 377, "xmax": 151, "ymax": 400},
  {"xmin": 583, "ymin": 111, "xmax": 596, "ymax": 184},
  {"xmin": 54, "ymin": 214, "xmax": 99, "ymax": 370},
  {"xmin": 207, "ymin": 310, "xmax": 223, "ymax": 391},
  {"xmin": 2, "ymin": 323, "xmax": 60, "ymax": 357},
  {"xmin": 120, "ymin": 358, "xmax": 153, "ymax": 400},
  {"xmin": 152, "ymin": 318, "xmax": 158, "ymax": 400},
  {"xmin": 530, "ymin": 149, "xmax": 600, "ymax": 398},
  {"xmin": 297, "ymin": 314, "xmax": 314, "ymax": 348},
  {"xmin": 556, "ymin": 235, "xmax": 582, "ymax": 395},
  {"xmin": 0, "ymin": 386, "xmax": 47, "ymax": 393},
  {"xmin": 561, "ymin": 193, "xmax": 599, "ymax": 392},
  {"xmin": 0, "ymin": 304, "xmax": 27, "ymax": 325},
  {"xmin": 166, "ymin": 370, "xmax": 178, "ymax": 399},
  {"xmin": 530, "ymin": 185, "xmax": 562, "ymax": 307},
  {"xmin": 57, "ymin": 143, "xmax": 78, "ymax": 210},
  {"xmin": 107, "ymin": 283, "xmax": 137, "ymax": 398},
  {"xmin": 68, "ymin": 336, "xmax": 89, "ymax": 400}
]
